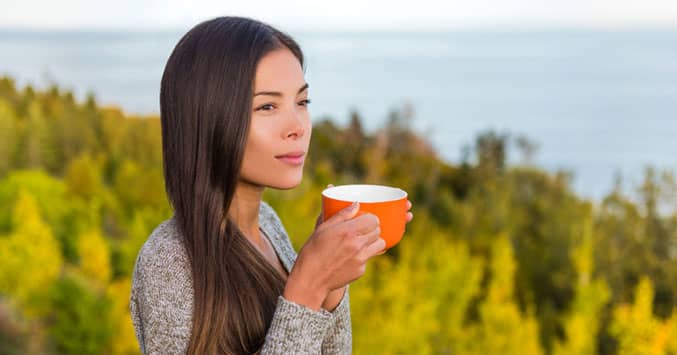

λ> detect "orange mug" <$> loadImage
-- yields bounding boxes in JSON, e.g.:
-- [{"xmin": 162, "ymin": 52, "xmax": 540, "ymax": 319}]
[{"xmin": 321, "ymin": 184, "xmax": 408, "ymax": 250}]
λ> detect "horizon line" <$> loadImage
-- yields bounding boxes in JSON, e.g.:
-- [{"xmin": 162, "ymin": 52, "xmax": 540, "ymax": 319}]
[{"xmin": 2, "ymin": 23, "xmax": 677, "ymax": 34}]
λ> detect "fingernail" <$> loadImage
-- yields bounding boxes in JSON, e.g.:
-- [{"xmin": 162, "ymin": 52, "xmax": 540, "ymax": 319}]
[{"xmin": 351, "ymin": 201, "xmax": 359, "ymax": 210}]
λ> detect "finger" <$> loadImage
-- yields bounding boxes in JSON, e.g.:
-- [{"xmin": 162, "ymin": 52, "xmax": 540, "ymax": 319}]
[
  {"xmin": 406, "ymin": 212, "xmax": 413, "ymax": 223},
  {"xmin": 341, "ymin": 212, "xmax": 380, "ymax": 236},
  {"xmin": 407, "ymin": 200, "xmax": 412, "ymax": 210},
  {"xmin": 359, "ymin": 238, "xmax": 387, "ymax": 260},
  {"xmin": 353, "ymin": 225, "xmax": 381, "ymax": 248},
  {"xmin": 321, "ymin": 201, "xmax": 361, "ymax": 229}
]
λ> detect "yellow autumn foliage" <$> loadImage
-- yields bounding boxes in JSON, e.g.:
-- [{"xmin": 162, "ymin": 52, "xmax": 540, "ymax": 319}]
[
  {"xmin": 554, "ymin": 217, "xmax": 611, "ymax": 355},
  {"xmin": 0, "ymin": 189, "xmax": 63, "ymax": 317},
  {"xmin": 77, "ymin": 230, "xmax": 112, "ymax": 287},
  {"xmin": 458, "ymin": 234, "xmax": 543, "ymax": 355},
  {"xmin": 107, "ymin": 278, "xmax": 140, "ymax": 355},
  {"xmin": 611, "ymin": 276, "xmax": 674, "ymax": 355}
]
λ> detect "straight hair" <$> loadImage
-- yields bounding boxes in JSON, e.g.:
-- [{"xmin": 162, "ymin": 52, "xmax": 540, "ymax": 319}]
[{"xmin": 159, "ymin": 16, "xmax": 304, "ymax": 354}]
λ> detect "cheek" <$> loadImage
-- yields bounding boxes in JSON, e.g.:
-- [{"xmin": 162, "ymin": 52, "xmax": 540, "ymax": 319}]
[
  {"xmin": 239, "ymin": 121, "xmax": 275, "ymax": 178},
  {"xmin": 243, "ymin": 124, "xmax": 271, "ymax": 163},
  {"xmin": 237, "ymin": 117, "xmax": 307, "ymax": 189}
]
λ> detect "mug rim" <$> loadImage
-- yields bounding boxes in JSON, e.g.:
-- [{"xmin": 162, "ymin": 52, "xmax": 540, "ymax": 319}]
[{"xmin": 321, "ymin": 184, "xmax": 408, "ymax": 203}]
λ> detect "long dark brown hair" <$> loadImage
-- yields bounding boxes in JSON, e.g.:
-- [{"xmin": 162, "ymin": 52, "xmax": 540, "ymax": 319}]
[{"xmin": 159, "ymin": 16, "xmax": 304, "ymax": 354}]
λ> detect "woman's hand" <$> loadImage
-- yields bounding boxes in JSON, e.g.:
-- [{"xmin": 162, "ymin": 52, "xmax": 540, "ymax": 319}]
[
  {"xmin": 320, "ymin": 185, "xmax": 414, "ymax": 310},
  {"xmin": 284, "ymin": 202, "xmax": 382, "ymax": 311},
  {"xmin": 283, "ymin": 193, "xmax": 384, "ymax": 312}
]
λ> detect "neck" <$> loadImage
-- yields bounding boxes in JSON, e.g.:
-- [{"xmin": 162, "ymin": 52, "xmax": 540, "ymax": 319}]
[{"xmin": 228, "ymin": 179, "xmax": 264, "ymax": 246}]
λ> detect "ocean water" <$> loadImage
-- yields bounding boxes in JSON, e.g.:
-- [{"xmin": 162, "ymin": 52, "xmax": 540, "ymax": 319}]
[{"xmin": 0, "ymin": 29, "xmax": 676, "ymax": 200}]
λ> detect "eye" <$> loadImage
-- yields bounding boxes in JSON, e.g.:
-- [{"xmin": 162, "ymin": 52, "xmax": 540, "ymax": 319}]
[
  {"xmin": 298, "ymin": 99, "xmax": 312, "ymax": 107},
  {"xmin": 256, "ymin": 103, "xmax": 276, "ymax": 111}
]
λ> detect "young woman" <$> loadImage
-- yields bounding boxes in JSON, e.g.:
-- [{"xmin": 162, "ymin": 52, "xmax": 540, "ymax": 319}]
[{"xmin": 129, "ymin": 16, "xmax": 413, "ymax": 354}]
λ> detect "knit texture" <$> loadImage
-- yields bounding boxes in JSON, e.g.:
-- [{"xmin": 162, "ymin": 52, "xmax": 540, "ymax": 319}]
[{"xmin": 129, "ymin": 201, "xmax": 352, "ymax": 354}]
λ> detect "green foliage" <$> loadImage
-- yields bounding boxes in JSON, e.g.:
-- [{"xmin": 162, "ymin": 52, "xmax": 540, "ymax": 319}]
[
  {"xmin": 46, "ymin": 270, "xmax": 114, "ymax": 355},
  {"xmin": 0, "ymin": 76, "xmax": 675, "ymax": 354},
  {"xmin": 350, "ymin": 222, "xmax": 483, "ymax": 354},
  {"xmin": 459, "ymin": 235, "xmax": 544, "ymax": 355}
]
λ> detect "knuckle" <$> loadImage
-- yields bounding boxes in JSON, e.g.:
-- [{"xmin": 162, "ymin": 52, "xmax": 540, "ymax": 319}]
[
  {"xmin": 350, "ymin": 240, "xmax": 363, "ymax": 253},
  {"xmin": 368, "ymin": 214, "xmax": 380, "ymax": 227},
  {"xmin": 355, "ymin": 253, "xmax": 368, "ymax": 264},
  {"xmin": 336, "ymin": 227, "xmax": 351, "ymax": 239},
  {"xmin": 345, "ymin": 228, "xmax": 359, "ymax": 239}
]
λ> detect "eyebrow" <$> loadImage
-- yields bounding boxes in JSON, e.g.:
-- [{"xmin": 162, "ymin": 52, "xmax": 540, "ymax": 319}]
[{"xmin": 254, "ymin": 83, "xmax": 309, "ymax": 97}]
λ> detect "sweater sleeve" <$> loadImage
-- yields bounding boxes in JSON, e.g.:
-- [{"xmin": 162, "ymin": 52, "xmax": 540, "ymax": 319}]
[
  {"xmin": 261, "ymin": 296, "xmax": 335, "ymax": 354},
  {"xmin": 129, "ymin": 233, "xmax": 337, "ymax": 355},
  {"xmin": 321, "ymin": 285, "xmax": 353, "ymax": 354},
  {"xmin": 129, "ymin": 237, "xmax": 193, "ymax": 355},
  {"xmin": 257, "ymin": 201, "xmax": 353, "ymax": 354}
]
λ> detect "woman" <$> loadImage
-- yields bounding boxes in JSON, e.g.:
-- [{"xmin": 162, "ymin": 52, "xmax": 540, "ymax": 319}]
[{"xmin": 129, "ymin": 16, "xmax": 413, "ymax": 354}]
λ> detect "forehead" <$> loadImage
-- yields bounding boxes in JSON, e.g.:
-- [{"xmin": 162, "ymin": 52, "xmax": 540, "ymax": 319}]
[{"xmin": 254, "ymin": 48, "xmax": 304, "ymax": 91}]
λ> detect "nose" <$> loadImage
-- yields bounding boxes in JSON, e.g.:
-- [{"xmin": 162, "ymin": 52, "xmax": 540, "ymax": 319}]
[{"xmin": 284, "ymin": 110, "xmax": 306, "ymax": 139}]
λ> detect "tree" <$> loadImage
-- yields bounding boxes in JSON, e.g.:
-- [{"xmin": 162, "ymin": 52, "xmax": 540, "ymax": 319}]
[
  {"xmin": 610, "ymin": 276, "xmax": 674, "ymax": 355},
  {"xmin": 460, "ymin": 235, "xmax": 543, "ymax": 355},
  {"xmin": 65, "ymin": 153, "xmax": 105, "ymax": 202},
  {"xmin": 47, "ymin": 270, "xmax": 114, "ymax": 355},
  {"xmin": 554, "ymin": 217, "xmax": 611, "ymax": 355},
  {"xmin": 0, "ymin": 98, "xmax": 18, "ymax": 176},
  {"xmin": 0, "ymin": 190, "xmax": 62, "ymax": 317},
  {"xmin": 77, "ymin": 230, "xmax": 112, "ymax": 287},
  {"xmin": 106, "ymin": 278, "xmax": 140, "ymax": 355},
  {"xmin": 351, "ymin": 219, "xmax": 481, "ymax": 354}
]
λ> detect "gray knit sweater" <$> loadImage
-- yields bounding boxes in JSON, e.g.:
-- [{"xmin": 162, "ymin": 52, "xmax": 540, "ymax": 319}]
[{"xmin": 129, "ymin": 201, "xmax": 352, "ymax": 354}]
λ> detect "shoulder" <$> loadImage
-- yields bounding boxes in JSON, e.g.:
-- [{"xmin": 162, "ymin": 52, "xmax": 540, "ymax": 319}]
[
  {"xmin": 131, "ymin": 215, "xmax": 193, "ymax": 303},
  {"xmin": 133, "ymin": 216, "xmax": 191, "ymax": 277}
]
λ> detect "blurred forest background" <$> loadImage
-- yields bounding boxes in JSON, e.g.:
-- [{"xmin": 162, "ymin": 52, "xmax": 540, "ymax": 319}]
[{"xmin": 0, "ymin": 75, "xmax": 675, "ymax": 354}]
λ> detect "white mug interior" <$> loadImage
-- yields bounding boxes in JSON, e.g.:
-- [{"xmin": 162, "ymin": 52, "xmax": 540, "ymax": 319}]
[{"xmin": 322, "ymin": 184, "xmax": 407, "ymax": 203}]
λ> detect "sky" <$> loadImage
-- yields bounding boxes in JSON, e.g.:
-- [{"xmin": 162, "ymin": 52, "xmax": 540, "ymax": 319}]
[{"xmin": 1, "ymin": 0, "xmax": 677, "ymax": 31}]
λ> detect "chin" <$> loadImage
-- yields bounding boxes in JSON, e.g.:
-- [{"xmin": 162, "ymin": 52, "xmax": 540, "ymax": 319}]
[
  {"xmin": 271, "ymin": 172, "xmax": 304, "ymax": 190},
  {"xmin": 271, "ymin": 183, "xmax": 301, "ymax": 190}
]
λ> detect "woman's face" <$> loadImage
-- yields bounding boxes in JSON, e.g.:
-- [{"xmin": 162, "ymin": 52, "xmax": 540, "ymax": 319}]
[{"xmin": 239, "ymin": 48, "xmax": 312, "ymax": 190}]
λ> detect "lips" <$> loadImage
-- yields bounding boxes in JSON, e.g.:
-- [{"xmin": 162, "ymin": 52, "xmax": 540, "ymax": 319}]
[
  {"xmin": 275, "ymin": 151, "xmax": 305, "ymax": 159},
  {"xmin": 275, "ymin": 151, "xmax": 306, "ymax": 166}
]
